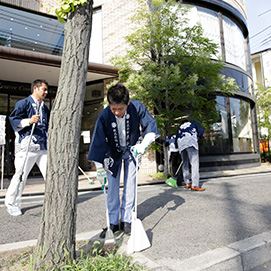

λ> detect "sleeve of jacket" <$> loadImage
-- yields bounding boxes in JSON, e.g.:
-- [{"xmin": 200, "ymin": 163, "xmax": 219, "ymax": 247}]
[
  {"xmin": 9, "ymin": 100, "xmax": 28, "ymax": 131},
  {"xmin": 88, "ymin": 114, "xmax": 108, "ymax": 164},
  {"xmin": 196, "ymin": 122, "xmax": 204, "ymax": 138}
]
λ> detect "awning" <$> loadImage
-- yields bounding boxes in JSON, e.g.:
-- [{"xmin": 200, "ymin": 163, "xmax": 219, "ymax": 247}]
[{"xmin": 0, "ymin": 46, "xmax": 118, "ymax": 86}]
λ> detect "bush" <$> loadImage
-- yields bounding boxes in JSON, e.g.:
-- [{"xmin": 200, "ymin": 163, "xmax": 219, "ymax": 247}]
[{"xmin": 261, "ymin": 151, "xmax": 271, "ymax": 163}]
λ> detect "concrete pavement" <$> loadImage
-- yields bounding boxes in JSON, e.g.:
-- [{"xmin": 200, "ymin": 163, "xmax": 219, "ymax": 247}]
[
  {"xmin": 0, "ymin": 163, "xmax": 271, "ymax": 271},
  {"xmin": 1, "ymin": 163, "xmax": 271, "ymax": 198}
]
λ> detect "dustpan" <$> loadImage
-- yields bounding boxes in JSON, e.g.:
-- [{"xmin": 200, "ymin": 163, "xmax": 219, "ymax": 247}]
[
  {"xmin": 127, "ymin": 155, "xmax": 151, "ymax": 254},
  {"xmin": 127, "ymin": 211, "xmax": 151, "ymax": 254}
]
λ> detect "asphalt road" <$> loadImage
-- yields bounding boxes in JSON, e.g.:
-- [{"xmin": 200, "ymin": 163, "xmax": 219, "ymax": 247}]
[{"xmin": 1, "ymin": 172, "xmax": 271, "ymax": 264}]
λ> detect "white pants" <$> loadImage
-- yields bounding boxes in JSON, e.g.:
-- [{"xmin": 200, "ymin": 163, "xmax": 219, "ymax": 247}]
[
  {"xmin": 5, "ymin": 150, "xmax": 47, "ymax": 208},
  {"xmin": 107, "ymin": 153, "xmax": 137, "ymax": 225},
  {"xmin": 180, "ymin": 146, "xmax": 200, "ymax": 187}
]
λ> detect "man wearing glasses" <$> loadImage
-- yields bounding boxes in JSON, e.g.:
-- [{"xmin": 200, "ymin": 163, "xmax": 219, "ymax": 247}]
[{"xmin": 5, "ymin": 79, "xmax": 50, "ymax": 216}]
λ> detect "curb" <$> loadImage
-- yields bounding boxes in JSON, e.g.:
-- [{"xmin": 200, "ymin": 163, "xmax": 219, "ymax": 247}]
[
  {"xmin": 156, "ymin": 231, "xmax": 271, "ymax": 271},
  {"xmin": 156, "ymin": 232, "xmax": 271, "ymax": 271},
  {"xmin": 0, "ymin": 230, "xmax": 101, "ymax": 253},
  {"xmin": 0, "ymin": 230, "xmax": 270, "ymax": 271}
]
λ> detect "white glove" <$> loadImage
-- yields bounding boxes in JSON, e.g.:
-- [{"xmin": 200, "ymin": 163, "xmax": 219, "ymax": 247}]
[
  {"xmin": 131, "ymin": 144, "xmax": 147, "ymax": 157},
  {"xmin": 97, "ymin": 168, "xmax": 107, "ymax": 189}
]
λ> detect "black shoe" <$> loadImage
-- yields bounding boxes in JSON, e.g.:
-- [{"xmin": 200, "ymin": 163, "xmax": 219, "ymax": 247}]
[
  {"xmin": 177, "ymin": 180, "xmax": 185, "ymax": 186},
  {"xmin": 120, "ymin": 221, "xmax": 131, "ymax": 235},
  {"xmin": 100, "ymin": 224, "xmax": 119, "ymax": 238}
]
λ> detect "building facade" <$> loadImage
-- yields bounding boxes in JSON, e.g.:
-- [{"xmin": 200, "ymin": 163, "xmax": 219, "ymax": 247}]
[
  {"xmin": 178, "ymin": 0, "xmax": 260, "ymax": 170},
  {"xmin": 251, "ymin": 48, "xmax": 271, "ymax": 156},
  {"xmin": 251, "ymin": 49, "xmax": 271, "ymax": 88},
  {"xmin": 0, "ymin": 0, "xmax": 260, "ymax": 178},
  {"xmin": 93, "ymin": 0, "xmax": 261, "ymax": 171}
]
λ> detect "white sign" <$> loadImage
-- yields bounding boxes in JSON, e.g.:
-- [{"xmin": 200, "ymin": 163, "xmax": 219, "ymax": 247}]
[{"xmin": 0, "ymin": 115, "xmax": 6, "ymax": 145}]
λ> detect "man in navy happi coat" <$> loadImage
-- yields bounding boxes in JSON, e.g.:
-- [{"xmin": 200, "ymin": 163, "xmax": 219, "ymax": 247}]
[
  {"xmin": 5, "ymin": 79, "xmax": 50, "ymax": 216},
  {"xmin": 176, "ymin": 119, "xmax": 205, "ymax": 191},
  {"xmin": 88, "ymin": 83, "xmax": 160, "ymax": 237}
]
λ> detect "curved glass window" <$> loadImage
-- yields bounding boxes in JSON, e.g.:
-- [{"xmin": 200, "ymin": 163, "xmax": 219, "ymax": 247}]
[
  {"xmin": 200, "ymin": 96, "xmax": 230, "ymax": 154},
  {"xmin": 223, "ymin": 15, "xmax": 246, "ymax": 70},
  {"xmin": 230, "ymin": 97, "xmax": 253, "ymax": 152},
  {"xmin": 221, "ymin": 66, "xmax": 252, "ymax": 94},
  {"xmin": 188, "ymin": 6, "xmax": 221, "ymax": 58},
  {"xmin": 201, "ymin": 96, "xmax": 254, "ymax": 154}
]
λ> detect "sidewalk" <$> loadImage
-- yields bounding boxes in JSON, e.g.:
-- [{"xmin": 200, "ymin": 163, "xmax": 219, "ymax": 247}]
[
  {"xmin": 1, "ymin": 163, "xmax": 271, "ymax": 271},
  {"xmin": 1, "ymin": 163, "xmax": 271, "ymax": 198},
  {"xmin": 0, "ymin": 169, "xmax": 159, "ymax": 198}
]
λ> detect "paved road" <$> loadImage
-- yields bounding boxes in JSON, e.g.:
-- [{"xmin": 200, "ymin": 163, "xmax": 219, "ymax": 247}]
[{"xmin": 1, "ymin": 172, "xmax": 271, "ymax": 269}]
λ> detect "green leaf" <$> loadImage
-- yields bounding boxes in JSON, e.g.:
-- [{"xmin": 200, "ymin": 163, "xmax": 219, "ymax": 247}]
[{"xmin": 61, "ymin": 3, "xmax": 71, "ymax": 12}]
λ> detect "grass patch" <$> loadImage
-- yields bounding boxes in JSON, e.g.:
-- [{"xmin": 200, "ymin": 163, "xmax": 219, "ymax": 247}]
[
  {"xmin": 61, "ymin": 251, "xmax": 147, "ymax": 270},
  {"xmin": 0, "ymin": 240, "xmax": 149, "ymax": 271},
  {"xmin": 0, "ymin": 247, "xmax": 35, "ymax": 271}
]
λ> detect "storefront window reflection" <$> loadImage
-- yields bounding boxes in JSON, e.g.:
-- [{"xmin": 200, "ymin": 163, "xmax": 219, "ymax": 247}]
[
  {"xmin": 230, "ymin": 97, "xmax": 253, "ymax": 152},
  {"xmin": 0, "ymin": 4, "xmax": 64, "ymax": 55},
  {"xmin": 0, "ymin": 4, "xmax": 102, "ymax": 62},
  {"xmin": 221, "ymin": 66, "xmax": 251, "ymax": 93},
  {"xmin": 201, "ymin": 96, "xmax": 230, "ymax": 154},
  {"xmin": 189, "ymin": 6, "xmax": 221, "ymax": 58},
  {"xmin": 223, "ymin": 15, "xmax": 246, "ymax": 70}
]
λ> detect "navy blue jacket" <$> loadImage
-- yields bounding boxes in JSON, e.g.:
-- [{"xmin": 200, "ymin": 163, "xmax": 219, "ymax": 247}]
[
  {"xmin": 9, "ymin": 95, "xmax": 50, "ymax": 151},
  {"xmin": 88, "ymin": 99, "xmax": 160, "ymax": 177}
]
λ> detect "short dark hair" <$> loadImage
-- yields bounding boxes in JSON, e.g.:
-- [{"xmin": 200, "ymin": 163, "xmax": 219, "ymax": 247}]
[
  {"xmin": 107, "ymin": 83, "xmax": 130, "ymax": 105},
  {"xmin": 31, "ymin": 79, "xmax": 48, "ymax": 93}
]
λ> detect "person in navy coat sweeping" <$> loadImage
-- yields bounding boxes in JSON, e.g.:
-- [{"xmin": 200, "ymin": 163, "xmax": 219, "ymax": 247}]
[
  {"xmin": 5, "ymin": 79, "xmax": 50, "ymax": 216},
  {"xmin": 88, "ymin": 83, "xmax": 160, "ymax": 237},
  {"xmin": 176, "ymin": 119, "xmax": 205, "ymax": 191}
]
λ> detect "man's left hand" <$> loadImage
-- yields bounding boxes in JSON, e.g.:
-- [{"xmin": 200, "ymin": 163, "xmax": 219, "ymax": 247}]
[
  {"xmin": 97, "ymin": 168, "xmax": 107, "ymax": 189},
  {"xmin": 131, "ymin": 144, "xmax": 147, "ymax": 157}
]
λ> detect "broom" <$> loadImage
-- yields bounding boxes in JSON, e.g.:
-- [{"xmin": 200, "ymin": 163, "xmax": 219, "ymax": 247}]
[
  {"xmin": 165, "ymin": 160, "xmax": 183, "ymax": 188},
  {"xmin": 15, "ymin": 102, "xmax": 41, "ymax": 204}
]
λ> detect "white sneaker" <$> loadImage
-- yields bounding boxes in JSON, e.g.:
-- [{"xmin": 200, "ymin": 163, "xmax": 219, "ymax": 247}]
[{"xmin": 6, "ymin": 206, "xmax": 22, "ymax": 216}]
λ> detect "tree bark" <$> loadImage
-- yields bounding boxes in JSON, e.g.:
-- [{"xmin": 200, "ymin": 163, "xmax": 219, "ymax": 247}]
[{"xmin": 35, "ymin": 1, "xmax": 93, "ymax": 268}]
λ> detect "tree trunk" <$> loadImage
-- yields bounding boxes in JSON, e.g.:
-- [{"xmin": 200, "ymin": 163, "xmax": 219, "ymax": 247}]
[{"xmin": 35, "ymin": 1, "xmax": 93, "ymax": 268}]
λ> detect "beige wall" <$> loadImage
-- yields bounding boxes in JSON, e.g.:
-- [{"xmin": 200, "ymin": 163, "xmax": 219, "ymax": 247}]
[{"xmin": 94, "ymin": 0, "xmax": 141, "ymax": 65}]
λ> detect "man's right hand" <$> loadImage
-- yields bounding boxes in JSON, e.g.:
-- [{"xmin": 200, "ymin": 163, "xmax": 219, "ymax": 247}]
[
  {"xmin": 97, "ymin": 168, "xmax": 107, "ymax": 189},
  {"xmin": 29, "ymin": 115, "xmax": 40, "ymax": 124}
]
